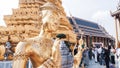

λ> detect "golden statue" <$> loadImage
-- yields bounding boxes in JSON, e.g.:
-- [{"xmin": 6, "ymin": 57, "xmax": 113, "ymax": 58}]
[
  {"xmin": 73, "ymin": 39, "xmax": 85, "ymax": 68},
  {"xmin": 13, "ymin": 0, "xmax": 77, "ymax": 68},
  {"xmin": 12, "ymin": 0, "xmax": 86, "ymax": 67}
]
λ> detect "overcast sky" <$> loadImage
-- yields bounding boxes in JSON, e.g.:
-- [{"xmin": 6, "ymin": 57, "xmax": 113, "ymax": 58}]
[{"xmin": 0, "ymin": 0, "xmax": 119, "ymax": 37}]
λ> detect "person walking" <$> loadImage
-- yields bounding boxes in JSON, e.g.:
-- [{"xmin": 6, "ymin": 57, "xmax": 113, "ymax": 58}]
[
  {"xmin": 92, "ymin": 47, "xmax": 95, "ymax": 59},
  {"xmin": 110, "ymin": 46, "xmax": 116, "ymax": 68},
  {"xmin": 88, "ymin": 47, "xmax": 92, "ymax": 60},
  {"xmin": 82, "ymin": 47, "xmax": 89, "ymax": 67},
  {"xmin": 94, "ymin": 47, "xmax": 98, "ymax": 63},
  {"xmin": 101, "ymin": 47, "xmax": 105, "ymax": 65},
  {"xmin": 104, "ymin": 46, "xmax": 110, "ymax": 68},
  {"xmin": 97, "ymin": 46, "xmax": 102, "ymax": 64}
]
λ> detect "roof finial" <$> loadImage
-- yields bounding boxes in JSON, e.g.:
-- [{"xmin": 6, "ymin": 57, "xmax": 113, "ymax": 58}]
[
  {"xmin": 117, "ymin": 0, "xmax": 120, "ymax": 10},
  {"xmin": 69, "ymin": 11, "xmax": 84, "ymax": 39},
  {"xmin": 118, "ymin": 0, "xmax": 120, "ymax": 5}
]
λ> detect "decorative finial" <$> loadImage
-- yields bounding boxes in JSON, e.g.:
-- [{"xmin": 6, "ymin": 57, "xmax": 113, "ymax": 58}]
[{"xmin": 117, "ymin": 0, "xmax": 120, "ymax": 10}]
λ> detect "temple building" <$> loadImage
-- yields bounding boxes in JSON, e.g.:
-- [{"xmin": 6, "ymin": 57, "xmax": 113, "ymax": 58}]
[{"xmin": 68, "ymin": 17, "xmax": 115, "ymax": 47}]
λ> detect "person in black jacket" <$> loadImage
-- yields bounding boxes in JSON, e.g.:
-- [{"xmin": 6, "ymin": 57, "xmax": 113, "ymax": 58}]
[
  {"xmin": 104, "ymin": 46, "xmax": 110, "ymax": 68},
  {"xmin": 88, "ymin": 47, "xmax": 92, "ymax": 60}
]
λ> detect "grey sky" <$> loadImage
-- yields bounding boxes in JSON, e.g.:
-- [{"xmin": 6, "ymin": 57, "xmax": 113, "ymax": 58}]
[{"xmin": 0, "ymin": 0, "xmax": 119, "ymax": 37}]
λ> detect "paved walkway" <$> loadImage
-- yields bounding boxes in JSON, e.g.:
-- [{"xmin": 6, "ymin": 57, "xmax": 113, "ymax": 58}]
[
  {"xmin": 87, "ymin": 59, "xmax": 105, "ymax": 68},
  {"xmin": 85, "ymin": 59, "xmax": 119, "ymax": 68},
  {"xmin": 0, "ymin": 59, "xmax": 119, "ymax": 68}
]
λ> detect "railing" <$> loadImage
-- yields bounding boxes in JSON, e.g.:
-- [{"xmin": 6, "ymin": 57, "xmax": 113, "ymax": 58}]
[
  {"xmin": 0, "ymin": 61, "xmax": 12, "ymax": 68},
  {"xmin": 0, "ymin": 60, "xmax": 32, "ymax": 68}
]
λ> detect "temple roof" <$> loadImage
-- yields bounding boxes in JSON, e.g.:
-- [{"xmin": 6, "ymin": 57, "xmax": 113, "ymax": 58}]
[
  {"xmin": 111, "ymin": 4, "xmax": 120, "ymax": 17},
  {"xmin": 68, "ymin": 17, "xmax": 113, "ymax": 39},
  {"xmin": 111, "ymin": 10, "xmax": 120, "ymax": 17}
]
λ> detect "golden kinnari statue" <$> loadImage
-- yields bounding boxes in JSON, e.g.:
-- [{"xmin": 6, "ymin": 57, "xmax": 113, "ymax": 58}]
[{"xmin": 11, "ymin": 0, "xmax": 84, "ymax": 68}]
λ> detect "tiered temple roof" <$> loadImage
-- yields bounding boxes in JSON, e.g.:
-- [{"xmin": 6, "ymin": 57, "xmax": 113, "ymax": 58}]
[{"xmin": 68, "ymin": 17, "xmax": 113, "ymax": 39}]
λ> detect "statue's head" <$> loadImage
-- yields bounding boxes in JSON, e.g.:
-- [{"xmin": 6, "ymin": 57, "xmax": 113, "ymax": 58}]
[
  {"xmin": 40, "ymin": 0, "xmax": 77, "ymax": 43},
  {"xmin": 41, "ymin": 2, "xmax": 61, "ymax": 33}
]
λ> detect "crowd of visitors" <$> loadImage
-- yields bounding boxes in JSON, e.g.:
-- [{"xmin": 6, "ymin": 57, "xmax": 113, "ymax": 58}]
[{"xmin": 78, "ymin": 43, "xmax": 120, "ymax": 68}]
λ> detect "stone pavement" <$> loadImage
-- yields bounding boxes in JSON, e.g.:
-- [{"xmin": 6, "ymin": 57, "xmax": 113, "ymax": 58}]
[
  {"xmin": 87, "ymin": 59, "xmax": 105, "ymax": 68},
  {"xmin": 0, "ymin": 59, "xmax": 119, "ymax": 68},
  {"xmin": 83, "ymin": 59, "xmax": 119, "ymax": 68}
]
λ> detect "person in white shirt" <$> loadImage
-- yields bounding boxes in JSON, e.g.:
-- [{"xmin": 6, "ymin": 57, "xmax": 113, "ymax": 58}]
[
  {"xmin": 97, "ymin": 47, "xmax": 102, "ymax": 54},
  {"xmin": 93, "ymin": 47, "xmax": 97, "ymax": 63},
  {"xmin": 97, "ymin": 46, "xmax": 102, "ymax": 63}
]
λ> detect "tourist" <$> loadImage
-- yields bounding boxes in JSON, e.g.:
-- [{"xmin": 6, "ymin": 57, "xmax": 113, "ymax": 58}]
[
  {"xmin": 92, "ymin": 47, "xmax": 95, "ymax": 59},
  {"xmin": 101, "ymin": 47, "xmax": 105, "ymax": 65},
  {"xmin": 104, "ymin": 46, "xmax": 110, "ymax": 68},
  {"xmin": 94, "ymin": 47, "xmax": 98, "ymax": 63},
  {"xmin": 88, "ymin": 47, "xmax": 92, "ymax": 60},
  {"xmin": 82, "ymin": 47, "xmax": 89, "ymax": 67},
  {"xmin": 97, "ymin": 46, "xmax": 102, "ymax": 64},
  {"xmin": 110, "ymin": 46, "xmax": 116, "ymax": 67}
]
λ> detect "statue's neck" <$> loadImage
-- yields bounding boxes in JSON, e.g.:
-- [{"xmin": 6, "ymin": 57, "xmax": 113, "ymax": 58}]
[
  {"xmin": 39, "ymin": 29, "xmax": 44, "ymax": 37},
  {"xmin": 39, "ymin": 30, "xmax": 52, "ymax": 39}
]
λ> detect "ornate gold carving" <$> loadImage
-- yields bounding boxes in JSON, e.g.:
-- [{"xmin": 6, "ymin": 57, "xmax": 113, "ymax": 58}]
[
  {"xmin": 40, "ymin": 58, "xmax": 56, "ymax": 68},
  {"xmin": 13, "ymin": 53, "xmax": 29, "ymax": 61}
]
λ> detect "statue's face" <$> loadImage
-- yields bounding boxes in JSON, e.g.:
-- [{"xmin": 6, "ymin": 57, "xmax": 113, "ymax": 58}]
[
  {"xmin": 42, "ymin": 9, "xmax": 60, "ymax": 32},
  {"xmin": 42, "ymin": 21, "xmax": 59, "ymax": 32}
]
